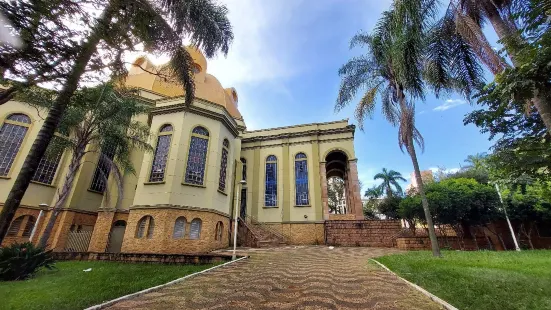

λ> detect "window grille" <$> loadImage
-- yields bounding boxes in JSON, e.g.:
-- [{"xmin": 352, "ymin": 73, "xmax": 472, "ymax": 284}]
[
  {"xmin": 218, "ymin": 139, "xmax": 229, "ymax": 191},
  {"xmin": 0, "ymin": 114, "xmax": 31, "ymax": 176},
  {"xmin": 32, "ymin": 138, "xmax": 63, "ymax": 184},
  {"xmin": 89, "ymin": 145, "xmax": 116, "ymax": 193},
  {"xmin": 149, "ymin": 124, "xmax": 173, "ymax": 182},
  {"xmin": 7, "ymin": 216, "xmax": 24, "ymax": 236},
  {"xmin": 136, "ymin": 216, "xmax": 154, "ymax": 239},
  {"xmin": 265, "ymin": 155, "xmax": 278, "ymax": 207},
  {"xmin": 295, "ymin": 153, "xmax": 309, "ymax": 205},
  {"xmin": 185, "ymin": 126, "xmax": 209, "ymax": 185},
  {"xmin": 189, "ymin": 218, "xmax": 202, "ymax": 239},
  {"xmin": 173, "ymin": 217, "xmax": 186, "ymax": 239},
  {"xmin": 22, "ymin": 216, "xmax": 36, "ymax": 237}
]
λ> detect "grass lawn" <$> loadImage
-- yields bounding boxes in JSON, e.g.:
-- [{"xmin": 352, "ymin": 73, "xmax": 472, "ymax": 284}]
[
  {"xmin": 0, "ymin": 260, "xmax": 219, "ymax": 310},
  {"xmin": 376, "ymin": 250, "xmax": 551, "ymax": 310}
]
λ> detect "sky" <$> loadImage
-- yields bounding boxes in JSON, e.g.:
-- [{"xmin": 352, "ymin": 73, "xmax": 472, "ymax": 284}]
[{"xmin": 149, "ymin": 0, "xmax": 497, "ymax": 191}]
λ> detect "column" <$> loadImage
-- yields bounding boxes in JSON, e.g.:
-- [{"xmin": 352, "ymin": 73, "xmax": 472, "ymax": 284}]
[
  {"xmin": 347, "ymin": 160, "xmax": 364, "ymax": 220},
  {"xmin": 88, "ymin": 209, "xmax": 116, "ymax": 252},
  {"xmin": 319, "ymin": 162, "xmax": 329, "ymax": 220}
]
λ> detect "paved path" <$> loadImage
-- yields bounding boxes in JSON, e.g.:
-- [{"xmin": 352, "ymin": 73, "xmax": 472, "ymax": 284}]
[{"xmin": 106, "ymin": 247, "xmax": 441, "ymax": 310}]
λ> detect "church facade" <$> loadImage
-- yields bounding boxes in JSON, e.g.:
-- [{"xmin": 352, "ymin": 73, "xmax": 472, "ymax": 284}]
[{"xmin": 0, "ymin": 48, "xmax": 363, "ymax": 254}]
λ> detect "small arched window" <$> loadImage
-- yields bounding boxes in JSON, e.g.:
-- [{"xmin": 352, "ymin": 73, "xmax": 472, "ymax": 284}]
[
  {"xmin": 0, "ymin": 113, "xmax": 31, "ymax": 176},
  {"xmin": 136, "ymin": 216, "xmax": 155, "ymax": 239},
  {"xmin": 240, "ymin": 158, "xmax": 247, "ymax": 181},
  {"xmin": 22, "ymin": 216, "xmax": 36, "ymax": 237},
  {"xmin": 189, "ymin": 218, "xmax": 202, "ymax": 240},
  {"xmin": 7, "ymin": 216, "xmax": 24, "ymax": 236},
  {"xmin": 218, "ymin": 139, "xmax": 230, "ymax": 191},
  {"xmin": 173, "ymin": 217, "xmax": 187, "ymax": 239},
  {"xmin": 295, "ymin": 153, "xmax": 309, "ymax": 205},
  {"xmin": 149, "ymin": 124, "xmax": 173, "ymax": 182},
  {"xmin": 215, "ymin": 221, "xmax": 224, "ymax": 241},
  {"xmin": 265, "ymin": 155, "xmax": 278, "ymax": 207},
  {"xmin": 185, "ymin": 126, "xmax": 209, "ymax": 185}
]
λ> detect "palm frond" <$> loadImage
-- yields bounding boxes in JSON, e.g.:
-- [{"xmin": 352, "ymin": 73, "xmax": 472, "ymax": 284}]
[{"xmin": 354, "ymin": 83, "xmax": 383, "ymax": 130}]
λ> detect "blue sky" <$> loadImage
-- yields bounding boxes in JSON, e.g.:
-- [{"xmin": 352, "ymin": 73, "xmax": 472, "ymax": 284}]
[{"xmin": 203, "ymin": 0, "xmax": 495, "ymax": 190}]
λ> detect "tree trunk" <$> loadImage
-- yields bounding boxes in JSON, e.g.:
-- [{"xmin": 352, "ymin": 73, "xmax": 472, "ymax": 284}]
[
  {"xmin": 37, "ymin": 146, "xmax": 86, "ymax": 248},
  {"xmin": 407, "ymin": 141, "xmax": 441, "ymax": 257},
  {"xmin": 0, "ymin": 3, "xmax": 116, "ymax": 244},
  {"xmin": 532, "ymin": 90, "xmax": 551, "ymax": 135}
]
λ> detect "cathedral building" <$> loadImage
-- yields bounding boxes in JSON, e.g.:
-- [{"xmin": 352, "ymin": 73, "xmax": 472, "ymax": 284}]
[{"xmin": 0, "ymin": 47, "xmax": 363, "ymax": 254}]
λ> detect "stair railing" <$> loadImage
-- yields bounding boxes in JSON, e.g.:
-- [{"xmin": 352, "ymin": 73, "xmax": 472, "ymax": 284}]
[{"xmin": 240, "ymin": 214, "xmax": 290, "ymax": 243}]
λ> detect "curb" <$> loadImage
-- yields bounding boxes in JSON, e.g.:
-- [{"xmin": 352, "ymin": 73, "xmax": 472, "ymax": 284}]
[
  {"xmin": 84, "ymin": 256, "xmax": 248, "ymax": 310},
  {"xmin": 369, "ymin": 258, "xmax": 458, "ymax": 310}
]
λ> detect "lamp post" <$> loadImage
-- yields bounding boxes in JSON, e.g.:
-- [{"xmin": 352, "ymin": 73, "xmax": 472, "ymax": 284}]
[
  {"xmin": 494, "ymin": 183, "xmax": 521, "ymax": 251},
  {"xmin": 232, "ymin": 180, "xmax": 246, "ymax": 260}
]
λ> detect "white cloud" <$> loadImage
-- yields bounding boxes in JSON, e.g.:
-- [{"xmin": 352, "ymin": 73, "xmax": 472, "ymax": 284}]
[{"xmin": 433, "ymin": 99, "xmax": 466, "ymax": 111}]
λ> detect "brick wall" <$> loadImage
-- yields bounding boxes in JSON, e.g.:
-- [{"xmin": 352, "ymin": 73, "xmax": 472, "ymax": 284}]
[
  {"xmin": 325, "ymin": 220, "xmax": 402, "ymax": 247},
  {"xmin": 53, "ymin": 251, "xmax": 236, "ymax": 264},
  {"xmin": 121, "ymin": 206, "xmax": 230, "ymax": 254},
  {"xmin": 0, "ymin": 206, "xmax": 42, "ymax": 247},
  {"xmin": 264, "ymin": 223, "xmax": 325, "ymax": 245}
]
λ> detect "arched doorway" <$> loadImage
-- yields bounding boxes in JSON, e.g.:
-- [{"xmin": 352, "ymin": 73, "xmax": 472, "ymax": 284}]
[
  {"xmin": 106, "ymin": 220, "xmax": 126, "ymax": 253},
  {"xmin": 322, "ymin": 150, "xmax": 363, "ymax": 219}
]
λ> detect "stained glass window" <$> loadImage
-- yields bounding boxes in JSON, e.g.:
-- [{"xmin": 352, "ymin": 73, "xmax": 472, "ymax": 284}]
[
  {"xmin": 265, "ymin": 155, "xmax": 277, "ymax": 207},
  {"xmin": 173, "ymin": 217, "xmax": 186, "ymax": 239},
  {"xmin": 189, "ymin": 218, "xmax": 202, "ymax": 239},
  {"xmin": 32, "ymin": 138, "xmax": 63, "ymax": 184},
  {"xmin": 149, "ymin": 124, "xmax": 173, "ymax": 182},
  {"xmin": 89, "ymin": 145, "xmax": 116, "ymax": 193},
  {"xmin": 240, "ymin": 158, "xmax": 247, "ymax": 181},
  {"xmin": 218, "ymin": 139, "xmax": 229, "ymax": 191},
  {"xmin": 185, "ymin": 126, "xmax": 209, "ymax": 185},
  {"xmin": 0, "ymin": 114, "xmax": 31, "ymax": 176},
  {"xmin": 295, "ymin": 153, "xmax": 309, "ymax": 205}
]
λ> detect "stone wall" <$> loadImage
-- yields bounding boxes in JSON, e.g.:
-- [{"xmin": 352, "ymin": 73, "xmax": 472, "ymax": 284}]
[
  {"xmin": 264, "ymin": 222, "xmax": 325, "ymax": 245},
  {"xmin": 396, "ymin": 236, "xmax": 489, "ymax": 251},
  {"xmin": 325, "ymin": 220, "xmax": 402, "ymax": 247},
  {"xmin": 121, "ymin": 206, "xmax": 230, "ymax": 254},
  {"xmin": 53, "ymin": 251, "xmax": 236, "ymax": 265}
]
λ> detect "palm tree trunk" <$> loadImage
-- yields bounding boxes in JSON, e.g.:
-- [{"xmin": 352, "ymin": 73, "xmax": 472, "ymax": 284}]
[
  {"xmin": 407, "ymin": 140, "xmax": 441, "ymax": 257},
  {"xmin": 0, "ymin": 3, "xmax": 116, "ymax": 244},
  {"xmin": 37, "ymin": 144, "xmax": 86, "ymax": 248}
]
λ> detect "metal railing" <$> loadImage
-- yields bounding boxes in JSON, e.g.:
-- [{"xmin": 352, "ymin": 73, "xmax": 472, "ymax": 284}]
[
  {"xmin": 241, "ymin": 214, "xmax": 290, "ymax": 243},
  {"xmin": 63, "ymin": 230, "xmax": 93, "ymax": 252}
]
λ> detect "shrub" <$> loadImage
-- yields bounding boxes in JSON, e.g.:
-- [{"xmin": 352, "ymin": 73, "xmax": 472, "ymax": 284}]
[{"xmin": 0, "ymin": 242, "xmax": 55, "ymax": 281}]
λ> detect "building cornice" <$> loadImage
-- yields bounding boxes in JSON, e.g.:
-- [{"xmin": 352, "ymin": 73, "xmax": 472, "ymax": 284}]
[
  {"xmin": 149, "ymin": 99, "xmax": 245, "ymax": 137},
  {"xmin": 130, "ymin": 204, "xmax": 231, "ymax": 218},
  {"xmin": 241, "ymin": 126, "xmax": 355, "ymax": 144}
]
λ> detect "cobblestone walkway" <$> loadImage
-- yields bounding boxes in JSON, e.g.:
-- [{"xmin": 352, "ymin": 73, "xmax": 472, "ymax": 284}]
[{"xmin": 106, "ymin": 247, "xmax": 442, "ymax": 310}]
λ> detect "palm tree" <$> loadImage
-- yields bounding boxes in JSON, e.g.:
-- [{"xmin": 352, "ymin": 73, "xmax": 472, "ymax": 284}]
[
  {"xmin": 0, "ymin": 0, "xmax": 233, "ymax": 243},
  {"xmin": 364, "ymin": 186, "xmax": 383, "ymax": 199},
  {"xmin": 18, "ymin": 83, "xmax": 153, "ymax": 248},
  {"xmin": 463, "ymin": 152, "xmax": 488, "ymax": 170},
  {"xmin": 441, "ymin": 0, "xmax": 551, "ymax": 133},
  {"xmin": 373, "ymin": 168, "xmax": 407, "ymax": 198},
  {"xmin": 336, "ymin": 2, "xmax": 449, "ymax": 256}
]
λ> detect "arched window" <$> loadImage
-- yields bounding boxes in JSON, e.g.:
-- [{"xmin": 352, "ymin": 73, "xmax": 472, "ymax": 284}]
[
  {"xmin": 265, "ymin": 155, "xmax": 278, "ymax": 207},
  {"xmin": 136, "ymin": 216, "xmax": 155, "ymax": 239},
  {"xmin": 215, "ymin": 221, "xmax": 223, "ymax": 241},
  {"xmin": 240, "ymin": 158, "xmax": 247, "ymax": 181},
  {"xmin": 149, "ymin": 124, "xmax": 173, "ymax": 182},
  {"xmin": 0, "ymin": 113, "xmax": 31, "ymax": 176},
  {"xmin": 32, "ymin": 136, "xmax": 63, "ymax": 185},
  {"xmin": 90, "ymin": 144, "xmax": 116, "ymax": 193},
  {"xmin": 189, "ymin": 218, "xmax": 202, "ymax": 239},
  {"xmin": 185, "ymin": 126, "xmax": 209, "ymax": 185},
  {"xmin": 295, "ymin": 153, "xmax": 310, "ymax": 205},
  {"xmin": 173, "ymin": 217, "xmax": 186, "ymax": 239},
  {"xmin": 22, "ymin": 216, "xmax": 36, "ymax": 237},
  {"xmin": 7, "ymin": 216, "xmax": 24, "ymax": 236},
  {"xmin": 218, "ymin": 139, "xmax": 230, "ymax": 191}
]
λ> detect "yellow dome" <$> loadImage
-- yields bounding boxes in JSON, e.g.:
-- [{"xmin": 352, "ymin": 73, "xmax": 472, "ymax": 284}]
[{"xmin": 124, "ymin": 47, "xmax": 241, "ymax": 119}]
